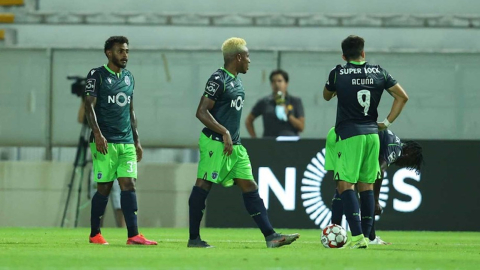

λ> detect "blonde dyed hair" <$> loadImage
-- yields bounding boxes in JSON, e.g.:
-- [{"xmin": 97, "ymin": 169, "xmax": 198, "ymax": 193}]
[{"xmin": 221, "ymin": 37, "xmax": 247, "ymax": 59}]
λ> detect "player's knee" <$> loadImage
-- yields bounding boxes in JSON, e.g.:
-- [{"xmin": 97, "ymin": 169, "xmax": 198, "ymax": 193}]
[
  {"xmin": 238, "ymin": 180, "xmax": 258, "ymax": 193},
  {"xmin": 97, "ymin": 182, "xmax": 113, "ymax": 196},
  {"xmin": 119, "ymin": 179, "xmax": 136, "ymax": 191},
  {"xmin": 194, "ymin": 178, "xmax": 212, "ymax": 192}
]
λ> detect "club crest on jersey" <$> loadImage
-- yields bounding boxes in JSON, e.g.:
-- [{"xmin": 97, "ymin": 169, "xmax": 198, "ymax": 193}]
[{"xmin": 124, "ymin": 76, "xmax": 131, "ymax": 86}]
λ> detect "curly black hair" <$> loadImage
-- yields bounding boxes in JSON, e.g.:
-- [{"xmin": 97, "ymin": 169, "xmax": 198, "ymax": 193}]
[
  {"xmin": 269, "ymin": 69, "xmax": 289, "ymax": 83},
  {"xmin": 104, "ymin": 36, "xmax": 129, "ymax": 57},
  {"xmin": 394, "ymin": 140, "xmax": 424, "ymax": 175}
]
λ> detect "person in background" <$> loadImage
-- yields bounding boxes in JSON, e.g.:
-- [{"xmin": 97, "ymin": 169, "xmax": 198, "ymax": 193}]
[{"xmin": 245, "ymin": 70, "xmax": 305, "ymax": 138}]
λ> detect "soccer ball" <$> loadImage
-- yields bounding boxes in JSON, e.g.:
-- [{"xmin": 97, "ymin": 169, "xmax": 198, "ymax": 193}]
[{"xmin": 321, "ymin": 224, "xmax": 348, "ymax": 248}]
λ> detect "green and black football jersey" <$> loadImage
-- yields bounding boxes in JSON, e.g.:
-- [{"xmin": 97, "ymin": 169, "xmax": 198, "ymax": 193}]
[
  {"xmin": 84, "ymin": 65, "xmax": 135, "ymax": 144},
  {"xmin": 202, "ymin": 67, "xmax": 245, "ymax": 145},
  {"xmin": 325, "ymin": 61, "xmax": 397, "ymax": 139}
]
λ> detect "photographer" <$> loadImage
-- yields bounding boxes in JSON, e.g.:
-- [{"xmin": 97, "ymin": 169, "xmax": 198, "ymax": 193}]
[{"xmin": 245, "ymin": 70, "xmax": 305, "ymax": 138}]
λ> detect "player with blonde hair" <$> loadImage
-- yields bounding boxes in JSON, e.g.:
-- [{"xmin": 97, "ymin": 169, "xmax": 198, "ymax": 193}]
[{"xmin": 187, "ymin": 37, "xmax": 300, "ymax": 248}]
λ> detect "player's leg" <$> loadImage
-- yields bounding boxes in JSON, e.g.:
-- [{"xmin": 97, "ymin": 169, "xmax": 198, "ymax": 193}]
[
  {"xmin": 334, "ymin": 135, "xmax": 368, "ymax": 249},
  {"xmin": 232, "ymin": 146, "xmax": 299, "ymax": 248},
  {"xmin": 111, "ymin": 179, "xmax": 125, "ymax": 228},
  {"xmin": 89, "ymin": 142, "xmax": 116, "ymax": 244},
  {"xmin": 188, "ymin": 133, "xmax": 223, "ymax": 248},
  {"xmin": 325, "ymin": 127, "xmax": 343, "ymax": 225},
  {"xmin": 188, "ymin": 178, "xmax": 213, "ymax": 247},
  {"xmin": 358, "ymin": 134, "xmax": 381, "ymax": 242},
  {"xmin": 117, "ymin": 144, "xmax": 156, "ymax": 245}
]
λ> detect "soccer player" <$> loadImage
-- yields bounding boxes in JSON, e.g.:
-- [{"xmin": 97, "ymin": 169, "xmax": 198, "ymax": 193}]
[
  {"xmin": 323, "ymin": 35, "xmax": 409, "ymax": 248},
  {"xmin": 187, "ymin": 37, "xmax": 300, "ymax": 248},
  {"xmin": 325, "ymin": 127, "xmax": 424, "ymax": 245},
  {"xmin": 84, "ymin": 36, "xmax": 156, "ymax": 245}
]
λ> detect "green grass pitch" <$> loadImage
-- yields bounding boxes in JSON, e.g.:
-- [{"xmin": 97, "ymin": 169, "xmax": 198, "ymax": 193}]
[{"xmin": 0, "ymin": 228, "xmax": 479, "ymax": 270}]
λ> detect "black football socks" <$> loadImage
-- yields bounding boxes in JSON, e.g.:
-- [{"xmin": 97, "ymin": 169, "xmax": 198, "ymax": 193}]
[
  {"xmin": 242, "ymin": 189, "xmax": 275, "ymax": 238},
  {"xmin": 121, "ymin": 190, "xmax": 139, "ymax": 238},
  {"xmin": 360, "ymin": 190, "xmax": 375, "ymax": 239},
  {"xmin": 189, "ymin": 186, "xmax": 209, "ymax": 240},
  {"xmin": 90, "ymin": 192, "xmax": 108, "ymax": 237},
  {"xmin": 340, "ymin": 189, "xmax": 363, "ymax": 237},
  {"xmin": 331, "ymin": 189, "xmax": 343, "ymax": 225}
]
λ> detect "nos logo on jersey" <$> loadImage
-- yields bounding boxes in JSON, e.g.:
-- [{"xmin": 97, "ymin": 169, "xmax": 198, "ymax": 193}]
[
  {"xmin": 231, "ymin": 96, "xmax": 244, "ymax": 111},
  {"xmin": 108, "ymin": 92, "xmax": 131, "ymax": 107}
]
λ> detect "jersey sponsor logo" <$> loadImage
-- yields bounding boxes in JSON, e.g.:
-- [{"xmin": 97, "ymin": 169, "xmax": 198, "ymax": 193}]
[
  {"xmin": 205, "ymin": 81, "xmax": 220, "ymax": 96},
  {"xmin": 125, "ymin": 76, "xmax": 131, "ymax": 86},
  {"xmin": 85, "ymin": 78, "xmax": 96, "ymax": 92},
  {"xmin": 108, "ymin": 92, "xmax": 131, "ymax": 107},
  {"xmin": 339, "ymin": 68, "xmax": 362, "ymax": 75},
  {"xmin": 352, "ymin": 78, "xmax": 374, "ymax": 85},
  {"xmin": 300, "ymin": 148, "xmax": 390, "ymax": 229},
  {"xmin": 230, "ymin": 96, "xmax": 244, "ymax": 111},
  {"xmin": 339, "ymin": 67, "xmax": 380, "ymax": 75}
]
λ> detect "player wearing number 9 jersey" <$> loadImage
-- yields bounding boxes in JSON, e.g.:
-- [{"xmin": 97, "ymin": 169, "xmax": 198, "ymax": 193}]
[{"xmin": 323, "ymin": 35, "xmax": 409, "ymax": 249}]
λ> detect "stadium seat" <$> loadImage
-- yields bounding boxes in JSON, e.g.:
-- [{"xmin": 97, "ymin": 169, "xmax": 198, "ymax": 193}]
[
  {"xmin": 0, "ymin": 0, "xmax": 23, "ymax": 6},
  {"xmin": 0, "ymin": 13, "xmax": 14, "ymax": 22},
  {"xmin": 0, "ymin": 29, "xmax": 4, "ymax": 40}
]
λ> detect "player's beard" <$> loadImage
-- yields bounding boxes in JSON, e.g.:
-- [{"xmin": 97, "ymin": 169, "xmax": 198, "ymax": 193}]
[{"xmin": 113, "ymin": 57, "xmax": 128, "ymax": 69}]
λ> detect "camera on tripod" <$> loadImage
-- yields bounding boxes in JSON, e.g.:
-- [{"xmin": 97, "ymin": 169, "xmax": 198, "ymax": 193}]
[{"xmin": 67, "ymin": 76, "xmax": 87, "ymax": 97}]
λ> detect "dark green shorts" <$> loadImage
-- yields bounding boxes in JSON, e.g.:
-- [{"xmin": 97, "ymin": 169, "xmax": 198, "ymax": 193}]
[
  {"xmin": 196, "ymin": 133, "xmax": 254, "ymax": 187},
  {"xmin": 90, "ymin": 143, "xmax": 137, "ymax": 183},
  {"xmin": 333, "ymin": 134, "xmax": 380, "ymax": 184}
]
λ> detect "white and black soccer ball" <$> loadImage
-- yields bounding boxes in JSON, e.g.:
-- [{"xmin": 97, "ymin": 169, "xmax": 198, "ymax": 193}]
[{"xmin": 321, "ymin": 224, "xmax": 348, "ymax": 248}]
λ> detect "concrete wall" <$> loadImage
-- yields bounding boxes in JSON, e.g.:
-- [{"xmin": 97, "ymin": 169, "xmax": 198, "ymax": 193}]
[
  {"xmin": 0, "ymin": 162, "xmax": 197, "ymax": 227},
  {"xmin": 1, "ymin": 48, "xmax": 479, "ymax": 148},
  {"xmin": 38, "ymin": 0, "xmax": 480, "ymax": 15}
]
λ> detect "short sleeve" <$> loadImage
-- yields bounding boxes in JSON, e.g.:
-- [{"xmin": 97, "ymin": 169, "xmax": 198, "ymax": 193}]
[
  {"xmin": 251, "ymin": 98, "xmax": 265, "ymax": 117},
  {"xmin": 294, "ymin": 97, "xmax": 305, "ymax": 118},
  {"xmin": 324, "ymin": 67, "xmax": 337, "ymax": 92},
  {"xmin": 382, "ymin": 68, "xmax": 398, "ymax": 89},
  {"xmin": 85, "ymin": 69, "xmax": 101, "ymax": 97},
  {"xmin": 203, "ymin": 73, "xmax": 225, "ymax": 101}
]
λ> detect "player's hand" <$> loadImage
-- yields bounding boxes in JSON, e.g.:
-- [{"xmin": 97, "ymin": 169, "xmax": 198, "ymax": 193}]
[
  {"xmin": 222, "ymin": 131, "xmax": 233, "ymax": 156},
  {"xmin": 94, "ymin": 133, "xmax": 108, "ymax": 155},
  {"xmin": 375, "ymin": 202, "xmax": 383, "ymax": 215},
  {"xmin": 135, "ymin": 142, "xmax": 143, "ymax": 162},
  {"xmin": 377, "ymin": 122, "xmax": 388, "ymax": 131}
]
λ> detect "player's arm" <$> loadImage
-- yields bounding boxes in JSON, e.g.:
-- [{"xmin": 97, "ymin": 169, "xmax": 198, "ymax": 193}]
[
  {"xmin": 85, "ymin": 95, "xmax": 108, "ymax": 154},
  {"xmin": 196, "ymin": 96, "xmax": 233, "ymax": 155},
  {"xmin": 378, "ymin": 71, "xmax": 409, "ymax": 130},
  {"xmin": 130, "ymin": 98, "xmax": 143, "ymax": 162},
  {"xmin": 84, "ymin": 71, "xmax": 108, "ymax": 154},
  {"xmin": 245, "ymin": 113, "xmax": 258, "ymax": 138},
  {"xmin": 323, "ymin": 68, "xmax": 337, "ymax": 101},
  {"xmin": 78, "ymin": 98, "xmax": 86, "ymax": 124},
  {"xmin": 374, "ymin": 158, "xmax": 388, "ymax": 215}
]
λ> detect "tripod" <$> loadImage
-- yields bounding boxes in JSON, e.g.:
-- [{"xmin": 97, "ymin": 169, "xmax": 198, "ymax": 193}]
[{"xmin": 61, "ymin": 123, "xmax": 91, "ymax": 227}]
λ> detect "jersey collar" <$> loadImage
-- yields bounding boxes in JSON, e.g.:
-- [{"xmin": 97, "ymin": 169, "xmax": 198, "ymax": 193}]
[
  {"xmin": 221, "ymin": 67, "xmax": 236, "ymax": 79},
  {"xmin": 349, "ymin": 61, "xmax": 366, "ymax": 65},
  {"xmin": 104, "ymin": 64, "xmax": 121, "ymax": 78}
]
